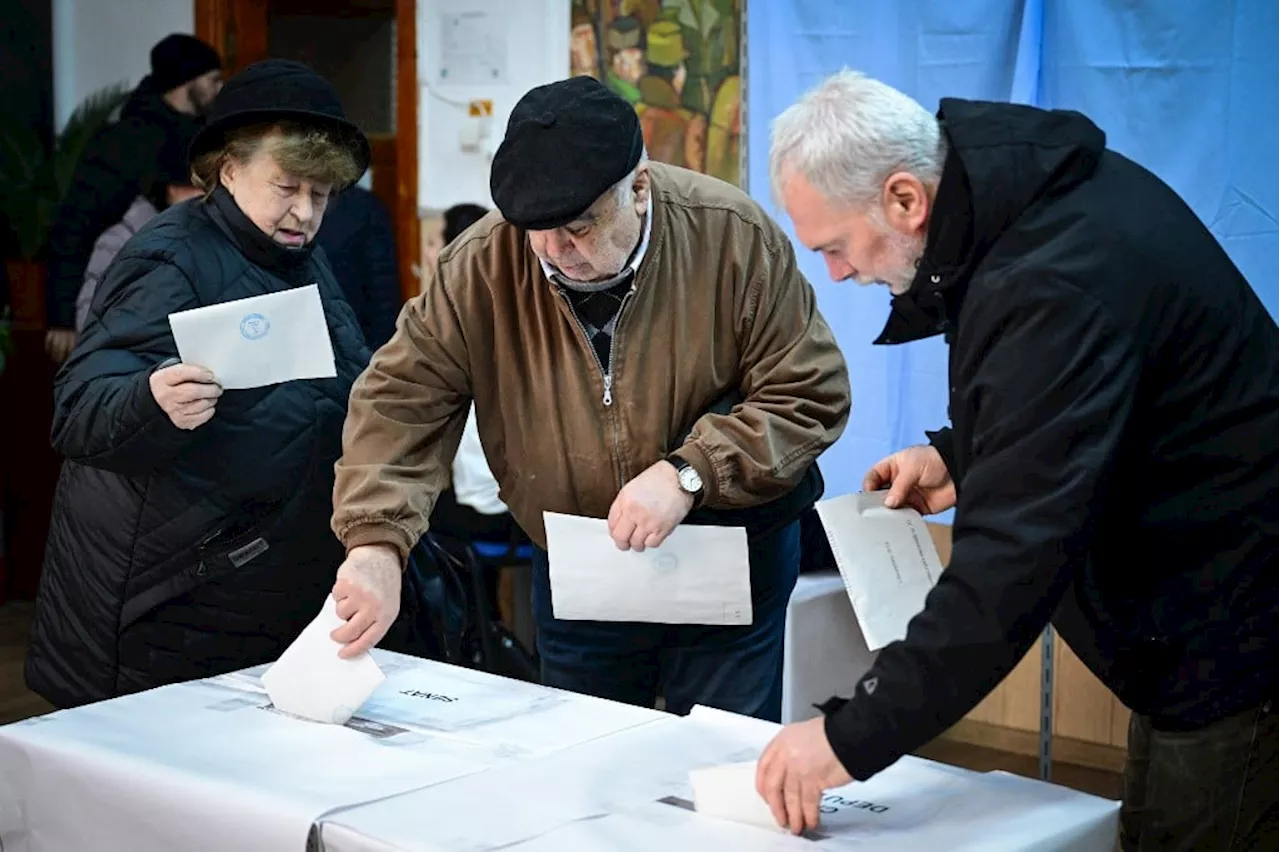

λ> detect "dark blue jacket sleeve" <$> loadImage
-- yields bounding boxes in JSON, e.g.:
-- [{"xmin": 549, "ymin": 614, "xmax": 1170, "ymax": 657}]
[
  {"xmin": 822, "ymin": 278, "xmax": 1141, "ymax": 780},
  {"xmin": 52, "ymin": 255, "xmax": 201, "ymax": 474}
]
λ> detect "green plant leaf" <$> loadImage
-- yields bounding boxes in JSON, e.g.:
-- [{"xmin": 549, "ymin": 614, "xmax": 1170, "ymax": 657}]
[
  {"xmin": 0, "ymin": 81, "xmax": 131, "ymax": 259},
  {"xmin": 53, "ymin": 82, "xmax": 131, "ymax": 199}
]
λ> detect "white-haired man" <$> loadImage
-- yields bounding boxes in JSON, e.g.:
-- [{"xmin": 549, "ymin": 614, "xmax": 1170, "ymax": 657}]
[
  {"xmin": 755, "ymin": 70, "xmax": 1277, "ymax": 850},
  {"xmin": 328, "ymin": 76, "xmax": 851, "ymax": 723}
]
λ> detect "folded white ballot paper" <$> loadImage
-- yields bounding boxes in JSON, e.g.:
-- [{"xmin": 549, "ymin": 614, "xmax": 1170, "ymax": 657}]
[
  {"xmin": 690, "ymin": 760, "xmax": 785, "ymax": 834},
  {"xmin": 261, "ymin": 596, "xmax": 385, "ymax": 725},
  {"xmin": 544, "ymin": 511, "xmax": 752, "ymax": 625},
  {"xmin": 815, "ymin": 491, "xmax": 945, "ymax": 650},
  {"xmin": 167, "ymin": 284, "xmax": 336, "ymax": 389}
]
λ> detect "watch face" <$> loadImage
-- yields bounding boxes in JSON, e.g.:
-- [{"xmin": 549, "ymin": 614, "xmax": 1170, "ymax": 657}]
[{"xmin": 679, "ymin": 465, "xmax": 703, "ymax": 493}]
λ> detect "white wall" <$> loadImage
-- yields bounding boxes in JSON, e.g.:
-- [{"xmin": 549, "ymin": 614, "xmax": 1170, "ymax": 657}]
[
  {"xmin": 53, "ymin": 0, "xmax": 194, "ymax": 130},
  {"xmin": 417, "ymin": 0, "xmax": 569, "ymax": 211}
]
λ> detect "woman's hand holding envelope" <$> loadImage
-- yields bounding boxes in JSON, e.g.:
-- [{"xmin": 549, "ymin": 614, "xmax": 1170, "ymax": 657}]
[{"xmin": 150, "ymin": 362, "xmax": 223, "ymax": 430}]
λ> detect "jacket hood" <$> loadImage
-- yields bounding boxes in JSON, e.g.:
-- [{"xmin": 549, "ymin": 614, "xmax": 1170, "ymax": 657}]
[
  {"xmin": 121, "ymin": 77, "xmax": 170, "ymax": 122},
  {"xmin": 121, "ymin": 76, "xmax": 203, "ymax": 130},
  {"xmin": 876, "ymin": 99, "xmax": 1106, "ymax": 344}
]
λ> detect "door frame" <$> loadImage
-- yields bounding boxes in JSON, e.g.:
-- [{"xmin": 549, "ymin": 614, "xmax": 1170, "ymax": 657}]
[{"xmin": 195, "ymin": 0, "xmax": 420, "ymax": 302}]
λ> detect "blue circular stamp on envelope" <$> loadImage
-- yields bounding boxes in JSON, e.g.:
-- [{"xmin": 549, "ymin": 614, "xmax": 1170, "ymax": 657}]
[
  {"xmin": 240, "ymin": 312, "xmax": 270, "ymax": 340},
  {"xmin": 652, "ymin": 553, "xmax": 679, "ymax": 574}
]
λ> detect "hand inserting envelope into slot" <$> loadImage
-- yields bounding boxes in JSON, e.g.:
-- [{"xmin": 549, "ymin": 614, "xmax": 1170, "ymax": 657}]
[
  {"xmin": 690, "ymin": 760, "xmax": 787, "ymax": 834},
  {"xmin": 261, "ymin": 596, "xmax": 385, "ymax": 725}
]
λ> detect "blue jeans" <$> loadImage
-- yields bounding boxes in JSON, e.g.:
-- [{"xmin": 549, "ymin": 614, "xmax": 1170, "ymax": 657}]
[{"xmin": 531, "ymin": 521, "xmax": 801, "ymax": 722}]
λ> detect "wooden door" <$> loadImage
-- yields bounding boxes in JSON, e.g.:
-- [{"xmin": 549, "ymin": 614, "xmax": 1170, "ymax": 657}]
[{"xmin": 195, "ymin": 0, "xmax": 419, "ymax": 302}]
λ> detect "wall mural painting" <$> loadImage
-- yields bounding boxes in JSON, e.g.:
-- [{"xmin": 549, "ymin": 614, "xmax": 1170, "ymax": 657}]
[{"xmin": 570, "ymin": 0, "xmax": 743, "ymax": 186}]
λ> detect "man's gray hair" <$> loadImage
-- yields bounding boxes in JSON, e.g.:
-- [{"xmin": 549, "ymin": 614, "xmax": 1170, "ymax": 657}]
[
  {"xmin": 612, "ymin": 148, "xmax": 650, "ymax": 207},
  {"xmin": 769, "ymin": 70, "xmax": 946, "ymax": 209}
]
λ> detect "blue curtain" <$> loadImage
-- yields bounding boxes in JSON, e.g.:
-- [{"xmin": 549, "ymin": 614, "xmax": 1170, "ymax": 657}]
[{"xmin": 746, "ymin": 0, "xmax": 1278, "ymax": 503}]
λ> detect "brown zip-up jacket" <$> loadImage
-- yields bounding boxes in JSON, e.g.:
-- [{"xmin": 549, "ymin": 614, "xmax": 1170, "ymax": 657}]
[{"xmin": 332, "ymin": 164, "xmax": 851, "ymax": 558}]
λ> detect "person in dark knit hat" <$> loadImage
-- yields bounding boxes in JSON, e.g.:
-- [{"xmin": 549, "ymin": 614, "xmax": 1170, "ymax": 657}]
[
  {"xmin": 73, "ymin": 124, "xmax": 203, "ymax": 333},
  {"xmin": 27, "ymin": 60, "xmax": 373, "ymax": 709},
  {"xmin": 330, "ymin": 75, "xmax": 852, "ymax": 724},
  {"xmin": 44, "ymin": 32, "xmax": 223, "ymax": 363},
  {"xmin": 148, "ymin": 34, "xmax": 223, "ymax": 114}
]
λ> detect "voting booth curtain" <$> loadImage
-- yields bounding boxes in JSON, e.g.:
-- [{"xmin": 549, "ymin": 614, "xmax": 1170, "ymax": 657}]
[{"xmin": 746, "ymin": 0, "xmax": 1280, "ymax": 503}]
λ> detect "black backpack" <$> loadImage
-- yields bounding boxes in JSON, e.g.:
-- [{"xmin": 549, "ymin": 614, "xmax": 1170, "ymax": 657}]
[{"xmin": 381, "ymin": 533, "xmax": 539, "ymax": 683}]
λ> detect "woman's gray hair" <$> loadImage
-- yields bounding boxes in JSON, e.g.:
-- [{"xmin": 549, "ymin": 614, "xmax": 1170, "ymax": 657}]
[{"xmin": 769, "ymin": 69, "xmax": 946, "ymax": 209}]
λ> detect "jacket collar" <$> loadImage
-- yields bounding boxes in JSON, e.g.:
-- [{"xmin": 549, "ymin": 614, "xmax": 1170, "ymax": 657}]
[
  {"xmin": 206, "ymin": 184, "xmax": 316, "ymax": 281},
  {"xmin": 873, "ymin": 142, "xmax": 974, "ymax": 346},
  {"xmin": 538, "ymin": 195, "xmax": 653, "ymax": 293}
]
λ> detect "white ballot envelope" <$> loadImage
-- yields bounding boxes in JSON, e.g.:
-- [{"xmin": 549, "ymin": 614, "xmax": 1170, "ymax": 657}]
[
  {"xmin": 261, "ymin": 596, "xmax": 385, "ymax": 725},
  {"xmin": 544, "ymin": 512, "xmax": 752, "ymax": 625},
  {"xmin": 168, "ymin": 284, "xmax": 336, "ymax": 389},
  {"xmin": 815, "ymin": 491, "xmax": 945, "ymax": 650},
  {"xmin": 690, "ymin": 760, "xmax": 786, "ymax": 833}
]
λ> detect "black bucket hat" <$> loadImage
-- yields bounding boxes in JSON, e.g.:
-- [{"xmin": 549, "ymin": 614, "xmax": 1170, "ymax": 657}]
[{"xmin": 188, "ymin": 59, "xmax": 370, "ymax": 176}]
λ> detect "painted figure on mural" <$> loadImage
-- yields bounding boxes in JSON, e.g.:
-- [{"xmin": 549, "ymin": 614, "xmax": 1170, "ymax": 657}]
[
  {"xmin": 570, "ymin": 15, "xmax": 599, "ymax": 77},
  {"xmin": 606, "ymin": 17, "xmax": 646, "ymax": 104},
  {"xmin": 571, "ymin": 0, "xmax": 742, "ymax": 185}
]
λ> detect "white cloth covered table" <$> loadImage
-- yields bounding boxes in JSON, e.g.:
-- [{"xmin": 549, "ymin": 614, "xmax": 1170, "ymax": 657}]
[
  {"xmin": 317, "ymin": 707, "xmax": 1119, "ymax": 851},
  {"xmin": 0, "ymin": 652, "xmax": 1118, "ymax": 852},
  {"xmin": 0, "ymin": 651, "xmax": 663, "ymax": 852}
]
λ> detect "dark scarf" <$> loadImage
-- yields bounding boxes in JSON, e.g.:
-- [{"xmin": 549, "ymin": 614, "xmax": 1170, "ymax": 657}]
[{"xmin": 207, "ymin": 184, "xmax": 315, "ymax": 280}]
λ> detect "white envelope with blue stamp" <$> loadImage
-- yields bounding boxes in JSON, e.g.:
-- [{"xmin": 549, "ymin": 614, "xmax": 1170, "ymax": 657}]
[
  {"xmin": 168, "ymin": 283, "xmax": 336, "ymax": 389},
  {"xmin": 544, "ymin": 511, "xmax": 752, "ymax": 625}
]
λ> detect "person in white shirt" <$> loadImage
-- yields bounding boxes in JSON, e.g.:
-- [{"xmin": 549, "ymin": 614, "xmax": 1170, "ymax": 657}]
[{"xmin": 427, "ymin": 204, "xmax": 526, "ymax": 548}]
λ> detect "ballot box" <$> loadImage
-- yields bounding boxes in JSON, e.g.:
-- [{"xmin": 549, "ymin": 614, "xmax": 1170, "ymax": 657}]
[
  {"xmin": 782, "ymin": 571, "xmax": 879, "ymax": 723},
  {"xmin": 0, "ymin": 652, "xmax": 1118, "ymax": 852},
  {"xmin": 0, "ymin": 651, "xmax": 665, "ymax": 852},
  {"xmin": 317, "ymin": 706, "xmax": 1120, "ymax": 852}
]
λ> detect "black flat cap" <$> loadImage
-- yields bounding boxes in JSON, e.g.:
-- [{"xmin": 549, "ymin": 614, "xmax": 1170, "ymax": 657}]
[
  {"xmin": 490, "ymin": 76, "xmax": 644, "ymax": 231},
  {"xmin": 189, "ymin": 59, "xmax": 370, "ymax": 176}
]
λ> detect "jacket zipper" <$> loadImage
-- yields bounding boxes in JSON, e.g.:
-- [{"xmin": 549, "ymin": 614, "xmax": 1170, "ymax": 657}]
[{"xmin": 559, "ymin": 285, "xmax": 637, "ymax": 407}]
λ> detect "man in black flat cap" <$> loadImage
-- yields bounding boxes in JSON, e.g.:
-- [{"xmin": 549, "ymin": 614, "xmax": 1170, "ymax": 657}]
[
  {"xmin": 43, "ymin": 33, "xmax": 223, "ymax": 363},
  {"xmin": 330, "ymin": 76, "xmax": 852, "ymax": 723}
]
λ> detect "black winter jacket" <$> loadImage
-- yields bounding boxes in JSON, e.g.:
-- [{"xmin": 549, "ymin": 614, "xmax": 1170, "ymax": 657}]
[
  {"xmin": 45, "ymin": 77, "xmax": 203, "ymax": 329},
  {"xmin": 314, "ymin": 186, "xmax": 402, "ymax": 348},
  {"xmin": 26, "ymin": 190, "xmax": 371, "ymax": 708},
  {"xmin": 822, "ymin": 99, "xmax": 1278, "ymax": 780}
]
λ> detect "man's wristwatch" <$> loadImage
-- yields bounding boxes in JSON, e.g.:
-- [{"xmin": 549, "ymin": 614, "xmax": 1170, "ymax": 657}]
[{"xmin": 667, "ymin": 454, "xmax": 705, "ymax": 506}]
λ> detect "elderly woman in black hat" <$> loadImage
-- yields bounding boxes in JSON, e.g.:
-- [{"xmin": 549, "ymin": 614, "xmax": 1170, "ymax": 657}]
[{"xmin": 26, "ymin": 60, "xmax": 376, "ymax": 708}]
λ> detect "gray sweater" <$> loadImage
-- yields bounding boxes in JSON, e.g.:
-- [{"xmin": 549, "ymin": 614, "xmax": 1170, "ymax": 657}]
[{"xmin": 75, "ymin": 196, "xmax": 158, "ymax": 333}]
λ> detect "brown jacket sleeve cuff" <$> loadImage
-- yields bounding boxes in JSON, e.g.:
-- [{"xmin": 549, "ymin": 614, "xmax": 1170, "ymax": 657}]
[
  {"xmin": 342, "ymin": 523, "xmax": 414, "ymax": 568},
  {"xmin": 670, "ymin": 442, "xmax": 718, "ymax": 506}
]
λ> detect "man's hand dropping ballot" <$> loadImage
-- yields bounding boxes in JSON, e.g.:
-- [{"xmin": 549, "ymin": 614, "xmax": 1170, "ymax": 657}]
[
  {"xmin": 694, "ymin": 490, "xmax": 945, "ymax": 835},
  {"xmin": 261, "ymin": 596, "xmax": 385, "ymax": 725}
]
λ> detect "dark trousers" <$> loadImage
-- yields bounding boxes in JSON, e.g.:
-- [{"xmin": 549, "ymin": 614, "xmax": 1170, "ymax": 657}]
[
  {"xmin": 1121, "ymin": 700, "xmax": 1277, "ymax": 851},
  {"xmin": 530, "ymin": 521, "xmax": 801, "ymax": 722}
]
